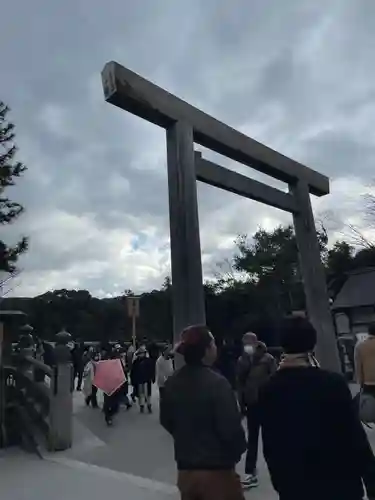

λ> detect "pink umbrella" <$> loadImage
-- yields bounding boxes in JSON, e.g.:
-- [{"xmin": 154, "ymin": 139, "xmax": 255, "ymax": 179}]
[{"xmin": 93, "ymin": 359, "xmax": 126, "ymax": 396}]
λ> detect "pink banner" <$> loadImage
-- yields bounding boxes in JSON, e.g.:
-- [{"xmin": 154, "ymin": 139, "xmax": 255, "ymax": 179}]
[{"xmin": 93, "ymin": 359, "xmax": 126, "ymax": 396}]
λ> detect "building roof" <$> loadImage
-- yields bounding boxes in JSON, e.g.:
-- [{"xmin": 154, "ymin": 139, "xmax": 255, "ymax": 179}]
[
  {"xmin": 332, "ymin": 267, "xmax": 375, "ymax": 310},
  {"xmin": 0, "ymin": 310, "xmax": 26, "ymax": 317}
]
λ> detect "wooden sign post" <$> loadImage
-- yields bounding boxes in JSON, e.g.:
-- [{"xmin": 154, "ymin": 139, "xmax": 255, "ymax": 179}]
[{"xmin": 126, "ymin": 296, "xmax": 140, "ymax": 347}]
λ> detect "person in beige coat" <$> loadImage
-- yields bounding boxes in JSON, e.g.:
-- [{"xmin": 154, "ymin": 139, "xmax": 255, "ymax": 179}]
[{"xmin": 355, "ymin": 323, "xmax": 375, "ymax": 398}]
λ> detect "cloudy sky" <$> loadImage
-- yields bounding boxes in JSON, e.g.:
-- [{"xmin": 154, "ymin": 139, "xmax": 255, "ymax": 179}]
[{"xmin": 2, "ymin": 0, "xmax": 375, "ymax": 297}]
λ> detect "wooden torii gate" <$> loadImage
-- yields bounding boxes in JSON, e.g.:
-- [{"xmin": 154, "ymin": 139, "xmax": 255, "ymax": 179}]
[{"xmin": 101, "ymin": 61, "xmax": 341, "ymax": 373}]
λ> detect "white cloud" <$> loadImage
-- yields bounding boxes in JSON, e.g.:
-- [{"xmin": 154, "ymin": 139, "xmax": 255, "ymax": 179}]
[
  {"xmin": 38, "ymin": 104, "xmax": 71, "ymax": 138},
  {"xmin": 2, "ymin": 0, "xmax": 375, "ymax": 297}
]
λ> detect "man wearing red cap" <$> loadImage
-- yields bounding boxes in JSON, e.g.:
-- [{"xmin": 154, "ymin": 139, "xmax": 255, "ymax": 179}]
[{"xmin": 160, "ymin": 324, "xmax": 246, "ymax": 500}]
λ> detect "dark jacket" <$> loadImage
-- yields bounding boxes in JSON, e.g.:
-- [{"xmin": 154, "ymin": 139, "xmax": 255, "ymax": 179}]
[
  {"xmin": 71, "ymin": 346, "xmax": 84, "ymax": 370},
  {"xmin": 259, "ymin": 367, "xmax": 375, "ymax": 500},
  {"xmin": 42, "ymin": 342, "xmax": 55, "ymax": 367},
  {"xmin": 237, "ymin": 342, "xmax": 277, "ymax": 407},
  {"xmin": 160, "ymin": 364, "xmax": 246, "ymax": 471},
  {"xmin": 214, "ymin": 344, "xmax": 237, "ymax": 389},
  {"xmin": 131, "ymin": 356, "xmax": 154, "ymax": 386}
]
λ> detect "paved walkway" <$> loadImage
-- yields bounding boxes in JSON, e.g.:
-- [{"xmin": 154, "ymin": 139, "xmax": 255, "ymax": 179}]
[
  {"xmin": 1, "ymin": 448, "xmax": 176, "ymax": 500},
  {"xmin": 68, "ymin": 389, "xmax": 276, "ymax": 499},
  {"xmin": 2, "ymin": 384, "xmax": 375, "ymax": 500},
  {"xmin": 0, "ymin": 388, "xmax": 276, "ymax": 499}
]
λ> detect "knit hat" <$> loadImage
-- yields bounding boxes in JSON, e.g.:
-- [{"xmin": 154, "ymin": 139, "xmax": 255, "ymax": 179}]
[{"xmin": 175, "ymin": 325, "xmax": 211, "ymax": 354}]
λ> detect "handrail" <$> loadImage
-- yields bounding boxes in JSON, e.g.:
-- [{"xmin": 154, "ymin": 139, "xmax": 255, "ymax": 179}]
[
  {"xmin": 3, "ymin": 366, "xmax": 51, "ymax": 448},
  {"xmin": 3, "ymin": 340, "xmax": 73, "ymax": 452}
]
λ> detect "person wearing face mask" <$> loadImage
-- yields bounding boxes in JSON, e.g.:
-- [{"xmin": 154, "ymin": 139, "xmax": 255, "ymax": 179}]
[
  {"xmin": 237, "ymin": 332, "xmax": 258, "ymax": 414},
  {"xmin": 237, "ymin": 332, "xmax": 277, "ymax": 490}
]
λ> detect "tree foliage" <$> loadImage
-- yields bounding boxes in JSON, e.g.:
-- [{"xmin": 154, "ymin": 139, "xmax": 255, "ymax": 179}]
[
  {"xmin": 233, "ymin": 225, "xmax": 328, "ymax": 313},
  {"xmin": 2, "ymin": 224, "xmax": 375, "ymax": 348},
  {"xmin": 326, "ymin": 241, "xmax": 354, "ymax": 296},
  {"xmin": 0, "ymin": 101, "xmax": 28, "ymax": 272}
]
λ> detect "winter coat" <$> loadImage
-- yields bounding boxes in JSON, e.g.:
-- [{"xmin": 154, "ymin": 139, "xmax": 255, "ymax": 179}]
[
  {"xmin": 238, "ymin": 342, "xmax": 277, "ymax": 407},
  {"xmin": 131, "ymin": 356, "xmax": 155, "ymax": 386},
  {"xmin": 82, "ymin": 360, "xmax": 96, "ymax": 398},
  {"xmin": 156, "ymin": 356, "xmax": 174, "ymax": 388},
  {"xmin": 215, "ymin": 345, "xmax": 237, "ymax": 388},
  {"xmin": 160, "ymin": 364, "xmax": 246, "ymax": 471},
  {"xmin": 259, "ymin": 367, "xmax": 375, "ymax": 500}
]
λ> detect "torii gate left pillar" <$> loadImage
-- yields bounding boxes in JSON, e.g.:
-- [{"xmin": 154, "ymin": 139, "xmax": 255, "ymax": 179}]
[{"xmin": 166, "ymin": 121, "xmax": 206, "ymax": 336}]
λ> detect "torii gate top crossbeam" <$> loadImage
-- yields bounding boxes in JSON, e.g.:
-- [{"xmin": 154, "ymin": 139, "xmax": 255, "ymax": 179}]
[{"xmin": 102, "ymin": 61, "xmax": 329, "ymax": 197}]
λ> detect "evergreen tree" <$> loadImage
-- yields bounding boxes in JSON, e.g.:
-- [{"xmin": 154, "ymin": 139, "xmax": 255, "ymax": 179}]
[{"xmin": 0, "ymin": 101, "xmax": 28, "ymax": 272}]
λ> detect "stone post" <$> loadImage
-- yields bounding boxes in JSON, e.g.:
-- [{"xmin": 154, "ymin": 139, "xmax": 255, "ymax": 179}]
[
  {"xmin": 18, "ymin": 330, "xmax": 35, "ymax": 379},
  {"xmin": 48, "ymin": 331, "xmax": 73, "ymax": 451}
]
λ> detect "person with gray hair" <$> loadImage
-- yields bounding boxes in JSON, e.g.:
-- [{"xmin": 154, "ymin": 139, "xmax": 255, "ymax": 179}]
[
  {"xmin": 237, "ymin": 332, "xmax": 276, "ymax": 490},
  {"xmin": 237, "ymin": 332, "xmax": 258, "ymax": 414}
]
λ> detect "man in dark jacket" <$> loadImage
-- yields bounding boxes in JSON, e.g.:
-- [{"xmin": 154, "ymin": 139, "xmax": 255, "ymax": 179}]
[
  {"xmin": 71, "ymin": 341, "xmax": 85, "ymax": 391},
  {"xmin": 160, "ymin": 324, "xmax": 246, "ymax": 500},
  {"xmin": 215, "ymin": 339, "xmax": 237, "ymax": 389},
  {"xmin": 259, "ymin": 316, "xmax": 375, "ymax": 500}
]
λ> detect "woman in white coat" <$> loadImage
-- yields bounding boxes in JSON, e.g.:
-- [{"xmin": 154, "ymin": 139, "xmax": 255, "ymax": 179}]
[
  {"xmin": 156, "ymin": 346, "xmax": 174, "ymax": 400},
  {"xmin": 83, "ymin": 353, "xmax": 99, "ymax": 408}
]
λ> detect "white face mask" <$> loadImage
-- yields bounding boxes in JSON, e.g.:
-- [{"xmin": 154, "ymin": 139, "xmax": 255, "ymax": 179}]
[{"xmin": 244, "ymin": 345, "xmax": 254, "ymax": 355}]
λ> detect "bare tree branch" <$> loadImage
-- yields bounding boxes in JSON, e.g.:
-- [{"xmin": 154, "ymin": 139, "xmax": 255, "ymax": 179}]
[
  {"xmin": 0, "ymin": 269, "xmax": 21, "ymax": 298},
  {"xmin": 319, "ymin": 210, "xmax": 375, "ymax": 249},
  {"xmin": 337, "ymin": 223, "xmax": 375, "ymax": 250}
]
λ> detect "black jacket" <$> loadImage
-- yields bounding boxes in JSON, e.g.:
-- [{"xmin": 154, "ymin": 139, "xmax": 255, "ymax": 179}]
[
  {"xmin": 160, "ymin": 364, "xmax": 246, "ymax": 471},
  {"xmin": 259, "ymin": 367, "xmax": 375, "ymax": 500},
  {"xmin": 214, "ymin": 345, "xmax": 237, "ymax": 389},
  {"xmin": 131, "ymin": 356, "xmax": 154, "ymax": 386}
]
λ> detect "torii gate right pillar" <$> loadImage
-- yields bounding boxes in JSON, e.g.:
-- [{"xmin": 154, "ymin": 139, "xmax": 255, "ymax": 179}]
[{"xmin": 291, "ymin": 180, "xmax": 341, "ymax": 373}]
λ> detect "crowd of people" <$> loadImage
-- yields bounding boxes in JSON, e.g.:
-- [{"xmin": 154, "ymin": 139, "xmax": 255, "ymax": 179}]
[
  {"xmin": 72, "ymin": 340, "xmax": 173, "ymax": 426},
  {"xmin": 160, "ymin": 318, "xmax": 375, "ymax": 500},
  {"xmin": 28, "ymin": 319, "xmax": 375, "ymax": 500}
]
